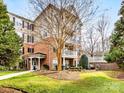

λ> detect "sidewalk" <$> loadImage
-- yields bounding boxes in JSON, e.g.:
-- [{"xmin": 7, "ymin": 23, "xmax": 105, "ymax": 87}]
[{"xmin": 0, "ymin": 70, "xmax": 33, "ymax": 80}]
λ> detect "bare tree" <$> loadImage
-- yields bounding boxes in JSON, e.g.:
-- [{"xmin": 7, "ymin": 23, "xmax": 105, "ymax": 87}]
[
  {"xmin": 95, "ymin": 14, "xmax": 110, "ymax": 53},
  {"xmin": 82, "ymin": 26, "xmax": 100, "ymax": 57},
  {"xmin": 29, "ymin": 0, "xmax": 98, "ymax": 71}
]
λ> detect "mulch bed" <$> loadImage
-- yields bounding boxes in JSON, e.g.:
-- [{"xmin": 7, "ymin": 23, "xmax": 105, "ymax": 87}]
[
  {"xmin": 0, "ymin": 87, "xmax": 25, "ymax": 93},
  {"xmin": 36, "ymin": 70, "xmax": 80, "ymax": 80}
]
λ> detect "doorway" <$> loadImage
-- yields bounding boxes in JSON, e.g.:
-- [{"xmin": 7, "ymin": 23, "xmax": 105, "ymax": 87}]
[{"xmin": 32, "ymin": 59, "xmax": 37, "ymax": 70}]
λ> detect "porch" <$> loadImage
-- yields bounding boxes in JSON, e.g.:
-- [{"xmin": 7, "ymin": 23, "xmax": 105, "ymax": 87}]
[
  {"xmin": 52, "ymin": 58, "xmax": 79, "ymax": 70},
  {"xmin": 25, "ymin": 53, "xmax": 46, "ymax": 70},
  {"xmin": 62, "ymin": 58, "xmax": 78, "ymax": 68}
]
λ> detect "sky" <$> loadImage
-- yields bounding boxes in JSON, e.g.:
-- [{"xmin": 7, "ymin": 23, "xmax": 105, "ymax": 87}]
[{"xmin": 4, "ymin": 0, "xmax": 122, "ymax": 33}]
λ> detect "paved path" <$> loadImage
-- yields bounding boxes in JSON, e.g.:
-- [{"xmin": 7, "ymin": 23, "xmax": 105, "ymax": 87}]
[{"xmin": 0, "ymin": 70, "xmax": 33, "ymax": 80}]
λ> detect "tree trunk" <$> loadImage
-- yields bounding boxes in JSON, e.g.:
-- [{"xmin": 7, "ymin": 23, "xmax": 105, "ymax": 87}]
[{"xmin": 56, "ymin": 48, "xmax": 62, "ymax": 71}]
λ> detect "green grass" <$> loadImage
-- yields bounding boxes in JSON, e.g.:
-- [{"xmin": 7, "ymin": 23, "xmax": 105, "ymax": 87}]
[
  {"xmin": 0, "ymin": 71, "xmax": 21, "ymax": 76},
  {"xmin": 0, "ymin": 71, "xmax": 124, "ymax": 93}
]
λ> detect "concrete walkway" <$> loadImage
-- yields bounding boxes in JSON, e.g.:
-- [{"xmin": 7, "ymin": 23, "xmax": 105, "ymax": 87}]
[{"xmin": 0, "ymin": 70, "xmax": 33, "ymax": 80}]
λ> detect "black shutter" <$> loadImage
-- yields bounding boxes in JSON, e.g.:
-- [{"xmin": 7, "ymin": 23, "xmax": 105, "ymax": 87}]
[
  {"xmin": 32, "ymin": 36, "xmax": 34, "ymax": 43},
  {"xmin": 13, "ymin": 17, "xmax": 15, "ymax": 25},
  {"xmin": 27, "ymin": 35, "xmax": 29, "ymax": 42},
  {"xmin": 22, "ymin": 21, "xmax": 24, "ymax": 28},
  {"xmin": 32, "ymin": 24, "xmax": 34, "ymax": 31}
]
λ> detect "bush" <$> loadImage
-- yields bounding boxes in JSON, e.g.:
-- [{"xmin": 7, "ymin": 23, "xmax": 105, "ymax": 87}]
[
  {"xmin": 43, "ymin": 64, "xmax": 49, "ymax": 70},
  {"xmin": 105, "ymin": 49, "xmax": 124, "ymax": 69},
  {"xmin": 104, "ymin": 47, "xmax": 123, "ymax": 62},
  {"xmin": 116, "ymin": 57, "xmax": 124, "ymax": 69},
  {"xmin": 104, "ymin": 54, "xmax": 113, "ymax": 62},
  {"xmin": 0, "ymin": 66, "xmax": 8, "ymax": 71}
]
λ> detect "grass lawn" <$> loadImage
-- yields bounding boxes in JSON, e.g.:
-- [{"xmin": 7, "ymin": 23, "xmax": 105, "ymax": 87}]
[
  {"xmin": 0, "ymin": 71, "xmax": 21, "ymax": 76},
  {"xmin": 0, "ymin": 71, "xmax": 124, "ymax": 93}
]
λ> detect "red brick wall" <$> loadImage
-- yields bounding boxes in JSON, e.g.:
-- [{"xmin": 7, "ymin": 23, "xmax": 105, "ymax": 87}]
[
  {"xmin": 34, "ymin": 41, "xmax": 56, "ymax": 69},
  {"xmin": 23, "ymin": 43, "xmax": 35, "ymax": 55},
  {"xmin": 23, "ymin": 37, "xmax": 57, "ymax": 70}
]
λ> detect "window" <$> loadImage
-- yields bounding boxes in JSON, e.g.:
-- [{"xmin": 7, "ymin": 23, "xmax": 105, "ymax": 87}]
[
  {"xmin": 27, "ymin": 35, "xmax": 34, "ymax": 43},
  {"xmin": 32, "ymin": 48, "xmax": 34, "ymax": 53},
  {"xmin": 32, "ymin": 36, "xmax": 34, "ymax": 43},
  {"xmin": 27, "ymin": 22, "xmax": 30, "ymax": 29},
  {"xmin": 77, "ymin": 36, "xmax": 81, "ymax": 43},
  {"xmin": 29, "ymin": 24, "xmax": 32, "ymax": 30},
  {"xmin": 44, "ymin": 32, "xmax": 47, "ymax": 37},
  {"xmin": 53, "ymin": 47, "xmax": 56, "ymax": 52},
  {"xmin": 43, "ymin": 31, "xmax": 48, "ymax": 37},
  {"xmin": 28, "ymin": 48, "xmax": 34, "ymax": 53},
  {"xmin": 30, "ymin": 24, "xmax": 34, "ymax": 31}
]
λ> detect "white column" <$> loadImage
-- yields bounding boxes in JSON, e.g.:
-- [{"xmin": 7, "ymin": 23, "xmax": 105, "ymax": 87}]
[
  {"xmin": 63, "ymin": 57, "xmax": 65, "ymax": 70},
  {"xmin": 63, "ymin": 57, "xmax": 66, "ymax": 65},
  {"xmin": 75, "ymin": 50, "xmax": 78, "ymax": 67},
  {"xmin": 76, "ymin": 59, "xmax": 78, "ymax": 67},
  {"xmin": 63, "ymin": 44, "xmax": 66, "ymax": 70},
  {"xmin": 38, "ymin": 58, "xmax": 41, "ymax": 70},
  {"xmin": 26, "ymin": 59, "xmax": 28, "ymax": 70},
  {"xmin": 30, "ymin": 58, "xmax": 33, "ymax": 70}
]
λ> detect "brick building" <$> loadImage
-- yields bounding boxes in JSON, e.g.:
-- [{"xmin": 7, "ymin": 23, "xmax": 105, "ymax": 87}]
[{"xmin": 8, "ymin": 4, "xmax": 82, "ymax": 70}]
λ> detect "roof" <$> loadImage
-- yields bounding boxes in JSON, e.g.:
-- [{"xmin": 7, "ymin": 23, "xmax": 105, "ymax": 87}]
[
  {"xmin": 34, "ymin": 4, "xmax": 55, "ymax": 22},
  {"xmin": 8, "ymin": 4, "xmax": 78, "ymax": 23},
  {"xmin": 8, "ymin": 12, "xmax": 33, "ymax": 23},
  {"xmin": 25, "ymin": 52, "xmax": 46, "ymax": 59}
]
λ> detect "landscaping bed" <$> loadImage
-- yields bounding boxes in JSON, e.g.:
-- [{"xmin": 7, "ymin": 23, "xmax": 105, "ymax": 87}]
[
  {"xmin": 0, "ymin": 87, "xmax": 26, "ymax": 93},
  {"xmin": 36, "ymin": 70, "xmax": 80, "ymax": 80}
]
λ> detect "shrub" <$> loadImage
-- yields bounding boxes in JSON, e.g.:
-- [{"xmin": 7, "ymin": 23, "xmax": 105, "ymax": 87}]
[
  {"xmin": 0, "ymin": 66, "xmax": 8, "ymax": 71},
  {"xmin": 43, "ymin": 64, "xmax": 49, "ymax": 70}
]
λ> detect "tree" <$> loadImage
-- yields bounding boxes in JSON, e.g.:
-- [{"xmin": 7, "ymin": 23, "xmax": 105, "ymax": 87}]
[
  {"xmin": 96, "ymin": 14, "xmax": 110, "ymax": 53},
  {"xmin": 82, "ymin": 26, "xmax": 100, "ymax": 57},
  {"xmin": 105, "ymin": 1, "xmax": 124, "ymax": 67},
  {"xmin": 79, "ymin": 54, "xmax": 88, "ymax": 69},
  {"xmin": 0, "ymin": 1, "xmax": 21, "ymax": 67},
  {"xmin": 82, "ymin": 14, "xmax": 110, "ymax": 59},
  {"xmin": 30, "ymin": 0, "xmax": 98, "ymax": 71}
]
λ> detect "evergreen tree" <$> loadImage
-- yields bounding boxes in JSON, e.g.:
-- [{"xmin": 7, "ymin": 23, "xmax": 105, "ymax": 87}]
[
  {"xmin": 0, "ymin": 1, "xmax": 21, "ymax": 67},
  {"xmin": 105, "ymin": 1, "xmax": 124, "ymax": 67}
]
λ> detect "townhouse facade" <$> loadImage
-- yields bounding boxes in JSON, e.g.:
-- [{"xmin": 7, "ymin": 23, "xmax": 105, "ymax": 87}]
[{"xmin": 8, "ymin": 4, "xmax": 82, "ymax": 70}]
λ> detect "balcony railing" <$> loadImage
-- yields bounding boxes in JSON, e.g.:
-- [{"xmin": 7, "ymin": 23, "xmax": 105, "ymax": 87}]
[
  {"xmin": 66, "ymin": 38, "xmax": 81, "ymax": 44},
  {"xmin": 88, "ymin": 56, "xmax": 106, "ymax": 63},
  {"xmin": 62, "ymin": 49, "xmax": 77, "ymax": 58}
]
